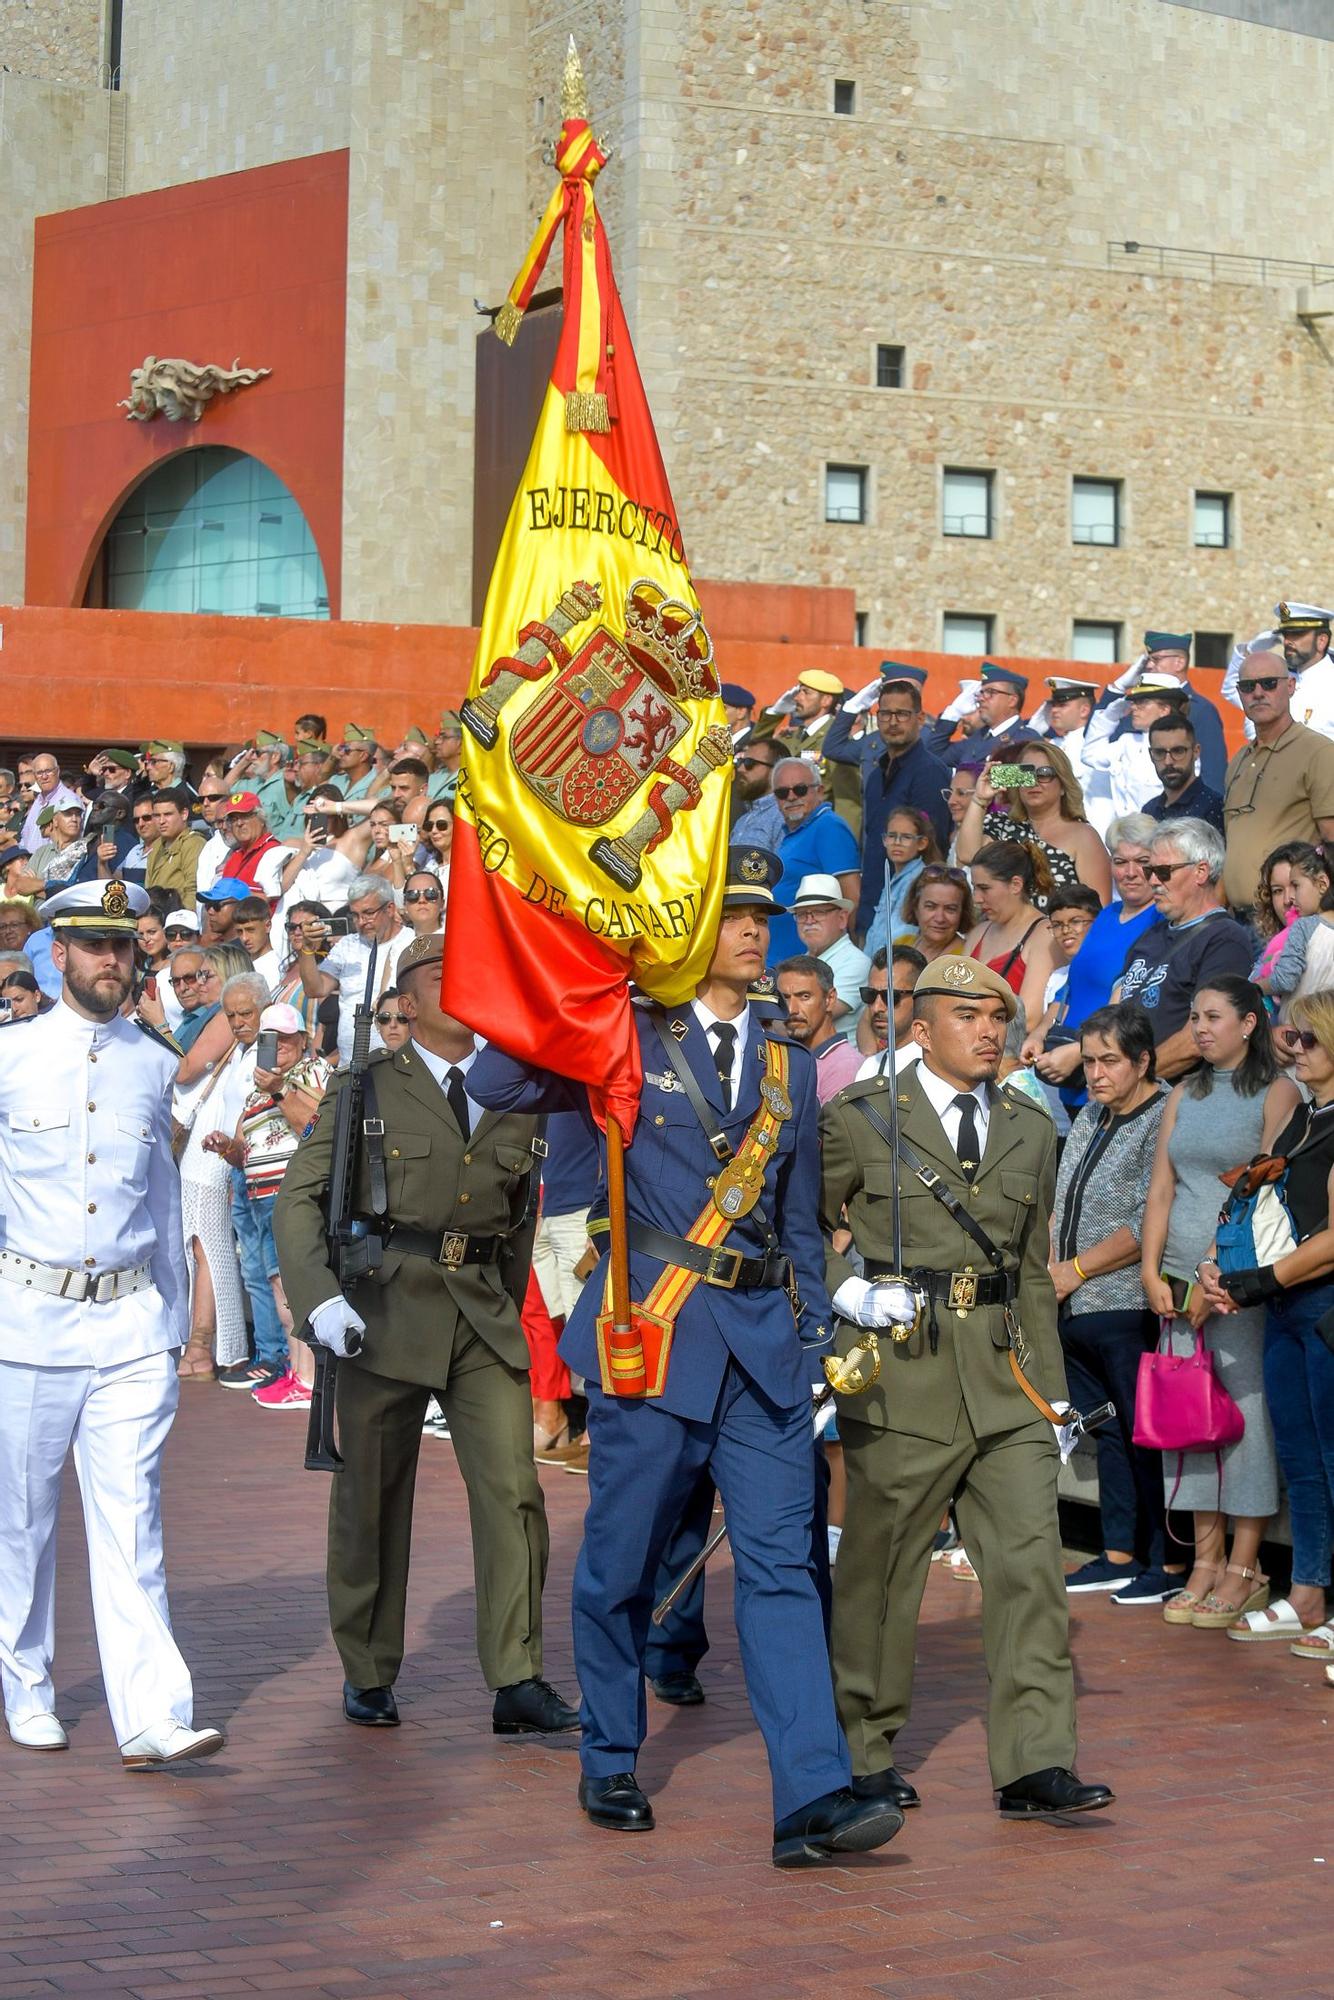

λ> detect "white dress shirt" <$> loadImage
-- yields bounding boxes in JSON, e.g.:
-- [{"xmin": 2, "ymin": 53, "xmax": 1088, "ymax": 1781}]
[
  {"xmin": 691, "ymin": 998, "xmax": 749, "ymax": 1104},
  {"xmin": 0, "ymin": 1002, "xmax": 188, "ymax": 1363},
  {"xmin": 410, "ymin": 1038, "xmax": 483, "ymax": 1128},
  {"xmin": 914, "ymin": 1056, "xmax": 991, "ymax": 1159},
  {"xmin": 854, "ymin": 1041, "xmax": 921, "ymax": 1084}
]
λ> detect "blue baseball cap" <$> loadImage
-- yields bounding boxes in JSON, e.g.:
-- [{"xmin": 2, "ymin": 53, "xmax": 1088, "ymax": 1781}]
[{"xmin": 197, "ymin": 876, "xmax": 251, "ymax": 905}]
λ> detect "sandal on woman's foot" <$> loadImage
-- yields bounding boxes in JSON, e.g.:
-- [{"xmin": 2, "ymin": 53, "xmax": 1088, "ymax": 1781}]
[
  {"xmin": 1163, "ymin": 1565, "xmax": 1224, "ymax": 1625},
  {"xmin": 1226, "ymin": 1597, "xmax": 1325, "ymax": 1643},
  {"xmin": 1289, "ymin": 1619, "xmax": 1334, "ymax": 1660},
  {"xmin": 176, "ymin": 1330, "xmax": 216, "ymax": 1381},
  {"xmin": 1191, "ymin": 1565, "xmax": 1268, "ymax": 1628}
]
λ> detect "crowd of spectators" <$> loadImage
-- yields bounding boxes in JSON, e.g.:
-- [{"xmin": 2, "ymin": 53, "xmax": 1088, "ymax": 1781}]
[{"xmin": 6, "ymin": 606, "xmax": 1334, "ymax": 1655}]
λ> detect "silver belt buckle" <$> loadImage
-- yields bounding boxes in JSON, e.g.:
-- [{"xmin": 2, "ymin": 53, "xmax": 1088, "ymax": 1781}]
[
  {"xmin": 948, "ymin": 1270, "xmax": 978, "ymax": 1315},
  {"xmin": 439, "ymin": 1233, "xmax": 469, "ymax": 1271}
]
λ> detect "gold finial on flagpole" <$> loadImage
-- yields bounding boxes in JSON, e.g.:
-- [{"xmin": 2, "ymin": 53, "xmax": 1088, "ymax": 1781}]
[{"xmin": 561, "ymin": 35, "xmax": 589, "ymax": 119}]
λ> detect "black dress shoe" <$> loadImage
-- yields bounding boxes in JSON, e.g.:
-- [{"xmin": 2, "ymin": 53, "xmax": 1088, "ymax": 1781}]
[
  {"xmin": 772, "ymin": 1786, "xmax": 904, "ymax": 1868},
  {"xmin": 342, "ymin": 1681, "xmax": 399, "ymax": 1727},
  {"xmin": 649, "ymin": 1670, "xmax": 705, "ymax": 1707},
  {"xmin": 996, "ymin": 1766, "xmax": 1115, "ymax": 1817},
  {"xmin": 852, "ymin": 1766, "xmax": 920, "ymax": 1810},
  {"xmin": 492, "ymin": 1676, "xmax": 580, "ymax": 1735},
  {"xmin": 578, "ymin": 1771, "xmax": 654, "ymax": 1831}
]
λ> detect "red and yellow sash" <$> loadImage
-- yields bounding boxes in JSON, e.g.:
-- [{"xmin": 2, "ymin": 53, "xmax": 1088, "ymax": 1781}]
[{"xmin": 596, "ymin": 1039, "xmax": 792, "ymax": 1397}]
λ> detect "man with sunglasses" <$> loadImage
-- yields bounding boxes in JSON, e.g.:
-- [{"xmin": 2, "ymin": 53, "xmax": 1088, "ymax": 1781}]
[
  {"xmin": 1221, "ymin": 650, "xmax": 1334, "ymax": 912},
  {"xmin": 122, "ymin": 795, "xmax": 162, "ymax": 884},
  {"xmin": 765, "ymin": 758, "xmax": 860, "ymax": 964},
  {"xmin": 854, "ymin": 945, "xmax": 925, "ymax": 1079},
  {"xmin": 1223, "ymin": 600, "xmax": 1334, "ymax": 740},
  {"xmin": 332, "ymin": 723, "xmax": 387, "ymax": 804},
  {"xmin": 1116, "ymin": 819, "xmax": 1252, "ymax": 1078},
  {"xmin": 193, "ymin": 777, "xmax": 236, "ymax": 896},
  {"xmin": 730, "ymin": 738, "xmax": 785, "ymax": 850}
]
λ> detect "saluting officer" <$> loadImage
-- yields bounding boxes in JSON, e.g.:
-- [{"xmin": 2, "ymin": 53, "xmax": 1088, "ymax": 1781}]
[
  {"xmin": 820, "ymin": 956, "xmax": 1114, "ymax": 1818},
  {"xmin": 274, "ymin": 932, "xmax": 578, "ymax": 1737},
  {"xmin": 471, "ymin": 848, "xmax": 904, "ymax": 1868},
  {"xmin": 0, "ymin": 879, "xmax": 223, "ymax": 1768}
]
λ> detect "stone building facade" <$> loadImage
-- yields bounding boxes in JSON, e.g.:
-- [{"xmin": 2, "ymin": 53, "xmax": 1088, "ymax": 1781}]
[{"xmin": 2, "ymin": 0, "xmax": 1333, "ymax": 664}]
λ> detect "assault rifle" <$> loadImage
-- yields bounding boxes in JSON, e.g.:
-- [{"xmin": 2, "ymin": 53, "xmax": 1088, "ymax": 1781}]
[{"xmin": 303, "ymin": 942, "xmax": 383, "ymax": 1470}]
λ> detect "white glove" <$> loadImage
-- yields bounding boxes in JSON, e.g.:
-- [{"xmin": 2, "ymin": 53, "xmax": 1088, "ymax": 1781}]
[
  {"xmin": 939, "ymin": 679, "xmax": 981, "ymax": 724},
  {"xmin": 765, "ymin": 684, "xmax": 799, "ymax": 716},
  {"xmin": 309, "ymin": 1294, "xmax": 367, "ymax": 1358},
  {"xmin": 1107, "ymin": 651, "xmax": 1148, "ymax": 695},
  {"xmin": 1246, "ymin": 627, "xmax": 1279, "ymax": 656},
  {"xmin": 846, "ymin": 677, "xmax": 882, "ymax": 716},
  {"xmin": 832, "ymin": 1275, "xmax": 917, "ymax": 1329}
]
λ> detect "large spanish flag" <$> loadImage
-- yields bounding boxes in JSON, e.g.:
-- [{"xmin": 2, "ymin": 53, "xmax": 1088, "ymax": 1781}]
[{"xmin": 443, "ymin": 42, "xmax": 730, "ymax": 1140}]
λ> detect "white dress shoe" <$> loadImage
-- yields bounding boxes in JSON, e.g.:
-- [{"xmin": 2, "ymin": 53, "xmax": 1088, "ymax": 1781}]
[
  {"xmin": 8, "ymin": 1712, "xmax": 69, "ymax": 1751},
  {"xmin": 120, "ymin": 1719, "xmax": 224, "ymax": 1769}
]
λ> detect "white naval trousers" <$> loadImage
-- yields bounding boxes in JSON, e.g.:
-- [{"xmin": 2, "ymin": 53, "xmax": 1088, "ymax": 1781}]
[
  {"xmin": 0, "ymin": 1350, "xmax": 195, "ymax": 1745},
  {"xmin": 530, "ymin": 1207, "xmax": 592, "ymax": 1322}
]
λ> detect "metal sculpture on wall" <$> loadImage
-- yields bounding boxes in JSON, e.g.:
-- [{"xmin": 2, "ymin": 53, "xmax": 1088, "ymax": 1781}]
[{"xmin": 118, "ymin": 356, "xmax": 271, "ymax": 423}]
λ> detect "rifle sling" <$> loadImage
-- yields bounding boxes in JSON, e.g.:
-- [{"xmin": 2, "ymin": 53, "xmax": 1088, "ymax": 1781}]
[
  {"xmin": 851, "ymin": 1094, "xmax": 1066, "ymax": 1427},
  {"xmin": 361, "ymin": 1067, "xmax": 388, "ymax": 1222}
]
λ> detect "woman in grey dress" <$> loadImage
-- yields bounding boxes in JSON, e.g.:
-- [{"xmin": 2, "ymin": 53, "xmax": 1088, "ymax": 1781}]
[{"xmin": 1140, "ymin": 977, "xmax": 1299, "ymax": 1627}]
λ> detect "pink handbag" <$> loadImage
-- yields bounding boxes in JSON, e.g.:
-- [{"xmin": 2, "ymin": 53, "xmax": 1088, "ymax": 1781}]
[{"xmin": 1133, "ymin": 1324, "xmax": 1245, "ymax": 1453}]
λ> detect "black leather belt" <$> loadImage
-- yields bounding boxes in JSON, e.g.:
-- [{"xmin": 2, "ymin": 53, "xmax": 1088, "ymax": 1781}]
[
  {"xmin": 384, "ymin": 1224, "xmax": 504, "ymax": 1270},
  {"xmin": 628, "ymin": 1221, "xmax": 792, "ymax": 1292},
  {"xmin": 865, "ymin": 1260, "xmax": 1015, "ymax": 1311}
]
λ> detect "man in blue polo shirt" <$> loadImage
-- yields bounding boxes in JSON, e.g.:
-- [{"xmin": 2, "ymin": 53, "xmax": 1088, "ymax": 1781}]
[
  {"xmin": 765, "ymin": 759, "xmax": 859, "ymax": 964},
  {"xmin": 823, "ymin": 666, "xmax": 952, "ymax": 935}
]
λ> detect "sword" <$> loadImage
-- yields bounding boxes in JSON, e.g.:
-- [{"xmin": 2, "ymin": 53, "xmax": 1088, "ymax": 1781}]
[{"xmin": 650, "ymin": 1386, "xmax": 835, "ymax": 1624}]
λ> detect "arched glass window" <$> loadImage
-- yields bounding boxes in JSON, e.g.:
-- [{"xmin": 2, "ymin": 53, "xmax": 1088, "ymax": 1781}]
[{"xmin": 101, "ymin": 447, "xmax": 330, "ymax": 619}]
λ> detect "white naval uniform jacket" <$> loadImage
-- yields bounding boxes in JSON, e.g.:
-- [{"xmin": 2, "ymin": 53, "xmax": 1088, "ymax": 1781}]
[{"xmin": 0, "ymin": 1002, "xmax": 188, "ymax": 1365}]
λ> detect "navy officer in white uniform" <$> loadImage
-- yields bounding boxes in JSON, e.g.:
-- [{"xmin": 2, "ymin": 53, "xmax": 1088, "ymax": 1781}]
[{"xmin": 0, "ymin": 879, "xmax": 223, "ymax": 1767}]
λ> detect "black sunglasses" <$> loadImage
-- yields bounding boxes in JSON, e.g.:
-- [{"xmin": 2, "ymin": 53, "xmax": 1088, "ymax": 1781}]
[
  {"xmin": 1021, "ymin": 765, "xmax": 1059, "ymax": 781},
  {"xmin": 1144, "ymin": 860, "xmax": 1194, "ymax": 883},
  {"xmin": 403, "ymin": 887, "xmax": 441, "ymax": 902},
  {"xmin": 860, "ymin": 984, "xmax": 913, "ymax": 1006},
  {"xmin": 376, "ymin": 1011, "xmax": 409, "ymax": 1026},
  {"xmin": 1237, "ymin": 675, "xmax": 1285, "ymax": 695},
  {"xmin": 734, "ymin": 756, "xmax": 771, "ymax": 771},
  {"xmin": 424, "ymin": 819, "xmax": 453, "ymax": 831},
  {"xmin": 774, "ymin": 783, "xmax": 814, "ymax": 800}
]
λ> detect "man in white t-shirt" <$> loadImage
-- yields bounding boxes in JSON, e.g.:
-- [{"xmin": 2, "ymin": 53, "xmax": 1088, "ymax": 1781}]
[
  {"xmin": 854, "ymin": 946, "xmax": 925, "ymax": 1082},
  {"xmin": 293, "ymin": 874, "xmax": 411, "ymax": 1065}
]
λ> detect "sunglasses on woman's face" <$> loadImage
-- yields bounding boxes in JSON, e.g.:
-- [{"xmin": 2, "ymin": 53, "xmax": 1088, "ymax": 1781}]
[
  {"xmin": 425, "ymin": 819, "xmax": 452, "ymax": 832},
  {"xmin": 1279, "ymin": 1027, "xmax": 1321, "ymax": 1052},
  {"xmin": 376, "ymin": 1011, "xmax": 409, "ymax": 1026},
  {"xmin": 403, "ymin": 887, "xmax": 441, "ymax": 902}
]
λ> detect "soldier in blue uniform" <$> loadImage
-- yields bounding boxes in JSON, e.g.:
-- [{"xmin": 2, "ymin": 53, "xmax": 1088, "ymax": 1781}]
[{"xmin": 470, "ymin": 848, "xmax": 903, "ymax": 1868}]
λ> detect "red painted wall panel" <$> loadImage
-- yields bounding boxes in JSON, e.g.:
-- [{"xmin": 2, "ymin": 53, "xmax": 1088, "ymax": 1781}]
[{"xmin": 25, "ymin": 151, "xmax": 349, "ymax": 612}]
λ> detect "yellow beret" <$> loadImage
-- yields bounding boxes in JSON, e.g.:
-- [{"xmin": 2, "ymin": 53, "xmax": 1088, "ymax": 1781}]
[{"xmin": 797, "ymin": 669, "xmax": 845, "ymax": 698}]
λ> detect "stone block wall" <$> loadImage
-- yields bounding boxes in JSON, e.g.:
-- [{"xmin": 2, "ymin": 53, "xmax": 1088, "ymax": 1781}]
[{"xmin": 0, "ymin": 0, "xmax": 103, "ymax": 85}]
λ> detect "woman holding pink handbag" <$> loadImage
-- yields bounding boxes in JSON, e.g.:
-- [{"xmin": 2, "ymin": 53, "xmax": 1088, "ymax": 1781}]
[
  {"xmin": 1140, "ymin": 979, "xmax": 1298, "ymax": 1628},
  {"xmin": 1203, "ymin": 989, "xmax": 1334, "ymax": 1652}
]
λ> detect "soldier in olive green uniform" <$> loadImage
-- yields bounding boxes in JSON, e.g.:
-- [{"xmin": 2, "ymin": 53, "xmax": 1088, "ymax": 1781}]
[
  {"xmin": 274, "ymin": 934, "xmax": 577, "ymax": 1736},
  {"xmin": 819, "ymin": 956, "xmax": 1114, "ymax": 1818}
]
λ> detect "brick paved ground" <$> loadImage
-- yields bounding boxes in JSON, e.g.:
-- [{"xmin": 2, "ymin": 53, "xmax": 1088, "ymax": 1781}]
[{"xmin": 2, "ymin": 1391, "xmax": 1330, "ymax": 2000}]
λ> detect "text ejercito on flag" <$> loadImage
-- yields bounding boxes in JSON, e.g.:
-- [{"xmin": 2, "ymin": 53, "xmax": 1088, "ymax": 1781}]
[{"xmin": 442, "ymin": 44, "xmax": 730, "ymax": 1141}]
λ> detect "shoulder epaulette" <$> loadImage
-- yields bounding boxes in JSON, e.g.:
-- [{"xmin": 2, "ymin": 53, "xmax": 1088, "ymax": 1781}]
[
  {"xmin": 1000, "ymin": 1079, "xmax": 1046, "ymax": 1114},
  {"xmin": 135, "ymin": 1017, "xmax": 181, "ymax": 1057}
]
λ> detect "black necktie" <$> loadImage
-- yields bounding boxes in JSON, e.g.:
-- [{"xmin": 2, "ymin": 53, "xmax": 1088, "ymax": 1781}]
[
  {"xmin": 951, "ymin": 1092, "xmax": 981, "ymax": 1184},
  {"xmin": 445, "ymin": 1064, "xmax": 471, "ymax": 1139},
  {"xmin": 710, "ymin": 1024, "xmax": 737, "ymax": 1111}
]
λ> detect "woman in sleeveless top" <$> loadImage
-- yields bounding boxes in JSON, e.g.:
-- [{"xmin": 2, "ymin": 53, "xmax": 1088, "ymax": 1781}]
[
  {"xmin": 963, "ymin": 838, "xmax": 1057, "ymax": 1033},
  {"xmin": 957, "ymin": 739, "xmax": 1112, "ymax": 908},
  {"xmin": 1141, "ymin": 979, "xmax": 1298, "ymax": 1628}
]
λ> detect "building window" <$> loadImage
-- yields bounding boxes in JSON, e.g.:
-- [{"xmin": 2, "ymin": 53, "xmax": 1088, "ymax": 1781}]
[
  {"xmin": 875, "ymin": 344, "xmax": 904, "ymax": 388},
  {"xmin": 853, "ymin": 611, "xmax": 868, "ymax": 646},
  {"xmin": 942, "ymin": 468, "xmax": 994, "ymax": 539},
  {"xmin": 1194, "ymin": 491, "xmax": 1232, "ymax": 548},
  {"xmin": 1194, "ymin": 630, "xmax": 1233, "ymax": 671},
  {"xmin": 942, "ymin": 613, "xmax": 993, "ymax": 656},
  {"xmin": 833, "ymin": 79, "xmax": 856, "ymax": 115},
  {"xmin": 101, "ymin": 447, "xmax": 330, "ymax": 619},
  {"xmin": 1072, "ymin": 477, "xmax": 1122, "ymax": 547},
  {"xmin": 825, "ymin": 464, "xmax": 867, "ymax": 524},
  {"xmin": 1071, "ymin": 620, "xmax": 1122, "ymax": 665}
]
